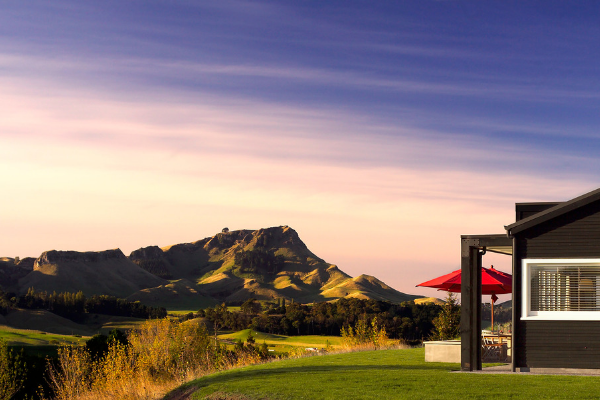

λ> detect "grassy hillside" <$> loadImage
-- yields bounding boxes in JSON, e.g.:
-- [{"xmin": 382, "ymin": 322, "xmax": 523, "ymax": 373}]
[
  {"xmin": 218, "ymin": 329, "xmax": 343, "ymax": 353},
  {"xmin": 497, "ymin": 299, "xmax": 512, "ymax": 308},
  {"xmin": 415, "ymin": 297, "xmax": 445, "ymax": 305},
  {"xmin": 315, "ymin": 274, "xmax": 417, "ymax": 303},
  {"xmin": 127, "ymin": 279, "xmax": 217, "ymax": 310},
  {"xmin": 0, "ymin": 326, "xmax": 88, "ymax": 347},
  {"xmin": 19, "ymin": 249, "xmax": 164, "ymax": 298},
  {"xmin": 0, "ymin": 308, "xmax": 145, "ymax": 337},
  {"xmin": 170, "ymin": 348, "xmax": 600, "ymax": 400},
  {"xmin": 0, "ymin": 257, "xmax": 33, "ymax": 290}
]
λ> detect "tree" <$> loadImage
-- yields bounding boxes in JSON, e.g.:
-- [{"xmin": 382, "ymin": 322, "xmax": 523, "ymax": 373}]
[
  {"xmin": 241, "ymin": 298, "xmax": 261, "ymax": 315},
  {"xmin": 430, "ymin": 292, "xmax": 461, "ymax": 340},
  {"xmin": 245, "ymin": 331, "xmax": 255, "ymax": 345},
  {"xmin": 245, "ymin": 331, "xmax": 256, "ymax": 352},
  {"xmin": 292, "ymin": 320, "xmax": 302, "ymax": 335},
  {"xmin": 209, "ymin": 303, "xmax": 229, "ymax": 339},
  {"xmin": 258, "ymin": 341, "xmax": 269, "ymax": 358},
  {"xmin": 85, "ymin": 329, "xmax": 129, "ymax": 361},
  {"xmin": 85, "ymin": 334, "xmax": 109, "ymax": 362},
  {"xmin": 340, "ymin": 316, "xmax": 388, "ymax": 349}
]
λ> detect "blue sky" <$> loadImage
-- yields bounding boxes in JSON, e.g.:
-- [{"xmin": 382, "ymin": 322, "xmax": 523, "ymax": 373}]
[{"xmin": 2, "ymin": 1, "xmax": 599, "ymax": 297}]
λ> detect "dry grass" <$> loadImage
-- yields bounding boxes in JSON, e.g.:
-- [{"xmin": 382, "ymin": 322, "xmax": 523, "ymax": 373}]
[
  {"xmin": 44, "ymin": 319, "xmax": 268, "ymax": 400},
  {"xmin": 44, "ymin": 316, "xmax": 406, "ymax": 400}
]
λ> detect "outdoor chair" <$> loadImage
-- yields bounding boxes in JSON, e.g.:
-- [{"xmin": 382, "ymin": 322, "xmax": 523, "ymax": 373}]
[{"xmin": 481, "ymin": 336, "xmax": 506, "ymax": 362}]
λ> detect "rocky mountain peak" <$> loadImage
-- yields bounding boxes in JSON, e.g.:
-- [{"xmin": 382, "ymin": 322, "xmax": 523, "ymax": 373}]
[
  {"xmin": 129, "ymin": 246, "xmax": 164, "ymax": 261},
  {"xmin": 35, "ymin": 249, "xmax": 127, "ymax": 270}
]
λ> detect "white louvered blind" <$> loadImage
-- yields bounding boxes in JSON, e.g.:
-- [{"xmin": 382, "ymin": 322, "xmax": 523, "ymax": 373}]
[{"xmin": 531, "ymin": 265, "xmax": 600, "ymax": 312}]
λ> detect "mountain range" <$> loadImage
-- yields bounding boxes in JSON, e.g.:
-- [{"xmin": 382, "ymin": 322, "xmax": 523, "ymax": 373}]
[{"xmin": 1, "ymin": 226, "xmax": 421, "ymax": 309}]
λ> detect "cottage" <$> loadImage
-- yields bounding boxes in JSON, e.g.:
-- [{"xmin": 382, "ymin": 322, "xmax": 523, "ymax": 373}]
[{"xmin": 461, "ymin": 187, "xmax": 600, "ymax": 371}]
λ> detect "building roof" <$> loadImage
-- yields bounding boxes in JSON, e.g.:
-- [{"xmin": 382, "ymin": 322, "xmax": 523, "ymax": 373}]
[{"xmin": 505, "ymin": 187, "xmax": 600, "ymax": 236}]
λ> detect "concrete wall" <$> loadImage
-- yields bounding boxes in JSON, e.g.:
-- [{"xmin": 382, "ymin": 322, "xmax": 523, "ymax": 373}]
[{"xmin": 424, "ymin": 340, "xmax": 461, "ymax": 363}]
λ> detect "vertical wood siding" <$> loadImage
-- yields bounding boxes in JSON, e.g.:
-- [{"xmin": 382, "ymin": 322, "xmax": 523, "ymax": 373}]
[
  {"xmin": 515, "ymin": 203, "xmax": 560, "ymax": 222},
  {"xmin": 514, "ymin": 200, "xmax": 600, "ymax": 368},
  {"xmin": 515, "ymin": 321, "xmax": 600, "ymax": 368}
]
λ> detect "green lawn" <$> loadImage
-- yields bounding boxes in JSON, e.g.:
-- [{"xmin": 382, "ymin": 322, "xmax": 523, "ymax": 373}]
[{"xmin": 171, "ymin": 348, "xmax": 600, "ymax": 400}]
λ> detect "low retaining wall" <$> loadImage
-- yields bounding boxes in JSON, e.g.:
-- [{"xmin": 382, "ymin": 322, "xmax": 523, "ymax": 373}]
[{"xmin": 424, "ymin": 340, "xmax": 461, "ymax": 363}]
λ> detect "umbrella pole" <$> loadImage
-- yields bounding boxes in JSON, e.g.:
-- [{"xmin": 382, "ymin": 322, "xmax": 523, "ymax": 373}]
[
  {"xmin": 490, "ymin": 292, "xmax": 498, "ymax": 331},
  {"xmin": 491, "ymin": 299, "xmax": 494, "ymax": 331}
]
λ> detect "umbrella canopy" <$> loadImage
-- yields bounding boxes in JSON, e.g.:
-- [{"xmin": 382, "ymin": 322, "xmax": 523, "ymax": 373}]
[
  {"xmin": 416, "ymin": 265, "xmax": 512, "ymax": 296},
  {"xmin": 417, "ymin": 265, "xmax": 512, "ymax": 330}
]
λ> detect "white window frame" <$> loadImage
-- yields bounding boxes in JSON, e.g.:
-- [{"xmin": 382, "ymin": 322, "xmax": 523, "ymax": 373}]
[{"xmin": 522, "ymin": 258, "xmax": 600, "ymax": 321}]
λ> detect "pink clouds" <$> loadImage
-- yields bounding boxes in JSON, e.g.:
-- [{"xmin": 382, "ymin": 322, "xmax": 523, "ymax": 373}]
[{"xmin": 0, "ymin": 73, "xmax": 596, "ymax": 296}]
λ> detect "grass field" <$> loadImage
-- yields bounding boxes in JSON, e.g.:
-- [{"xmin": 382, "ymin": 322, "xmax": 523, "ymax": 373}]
[
  {"xmin": 167, "ymin": 310, "xmax": 198, "ymax": 316},
  {"xmin": 218, "ymin": 329, "xmax": 343, "ymax": 354},
  {"xmin": 0, "ymin": 326, "xmax": 89, "ymax": 357},
  {"xmin": 0, "ymin": 326, "xmax": 89, "ymax": 347},
  {"xmin": 0, "ymin": 311, "xmax": 148, "ymax": 349},
  {"xmin": 86, "ymin": 314, "xmax": 147, "ymax": 333},
  {"xmin": 171, "ymin": 348, "xmax": 600, "ymax": 400}
]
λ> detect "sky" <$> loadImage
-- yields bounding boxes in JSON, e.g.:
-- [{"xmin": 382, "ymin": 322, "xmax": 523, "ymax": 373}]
[{"xmin": 2, "ymin": 1, "xmax": 600, "ymax": 300}]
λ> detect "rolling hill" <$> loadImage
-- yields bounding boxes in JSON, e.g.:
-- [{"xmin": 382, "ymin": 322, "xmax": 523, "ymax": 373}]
[
  {"xmin": 6, "ymin": 226, "xmax": 421, "ymax": 309},
  {"xmin": 126, "ymin": 279, "xmax": 217, "ymax": 310}
]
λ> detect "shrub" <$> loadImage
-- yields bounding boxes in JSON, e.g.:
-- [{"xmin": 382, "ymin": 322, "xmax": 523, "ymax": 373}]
[
  {"xmin": 128, "ymin": 318, "xmax": 224, "ymax": 383},
  {"xmin": 0, "ymin": 339, "xmax": 26, "ymax": 400},
  {"xmin": 341, "ymin": 316, "xmax": 388, "ymax": 349},
  {"xmin": 46, "ymin": 345, "xmax": 91, "ymax": 400},
  {"xmin": 48, "ymin": 319, "xmax": 227, "ymax": 399}
]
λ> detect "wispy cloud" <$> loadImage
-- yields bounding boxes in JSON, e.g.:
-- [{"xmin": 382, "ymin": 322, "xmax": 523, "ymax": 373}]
[
  {"xmin": 2, "ymin": 73, "xmax": 596, "ymax": 181},
  {"xmin": 1, "ymin": 76, "xmax": 595, "ymax": 294},
  {"xmin": 4, "ymin": 48, "xmax": 599, "ymax": 103},
  {"xmin": 3, "ymin": 1, "xmax": 600, "ymax": 294}
]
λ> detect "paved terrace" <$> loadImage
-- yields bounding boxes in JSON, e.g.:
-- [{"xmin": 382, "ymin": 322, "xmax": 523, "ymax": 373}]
[{"xmin": 456, "ymin": 365, "xmax": 600, "ymax": 376}]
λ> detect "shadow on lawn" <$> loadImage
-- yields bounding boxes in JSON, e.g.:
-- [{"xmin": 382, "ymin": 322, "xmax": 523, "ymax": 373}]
[{"xmin": 164, "ymin": 361, "xmax": 458, "ymax": 399}]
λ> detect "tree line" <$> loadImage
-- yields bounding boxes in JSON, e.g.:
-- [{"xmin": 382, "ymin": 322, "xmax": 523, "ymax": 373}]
[
  {"xmin": 199, "ymin": 297, "xmax": 441, "ymax": 345},
  {"xmin": 0, "ymin": 288, "xmax": 167, "ymax": 321},
  {"xmin": 482, "ymin": 303, "xmax": 511, "ymax": 325}
]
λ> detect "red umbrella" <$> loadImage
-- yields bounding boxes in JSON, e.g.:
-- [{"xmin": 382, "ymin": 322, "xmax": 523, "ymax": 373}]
[{"xmin": 417, "ymin": 265, "xmax": 512, "ymax": 329}]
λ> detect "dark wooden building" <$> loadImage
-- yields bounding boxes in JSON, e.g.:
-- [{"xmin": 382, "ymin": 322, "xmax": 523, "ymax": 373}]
[{"xmin": 461, "ymin": 187, "xmax": 600, "ymax": 371}]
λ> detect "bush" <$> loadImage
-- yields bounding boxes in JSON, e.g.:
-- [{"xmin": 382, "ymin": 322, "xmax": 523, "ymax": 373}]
[
  {"xmin": 48, "ymin": 318, "xmax": 236, "ymax": 399},
  {"xmin": 128, "ymin": 319, "xmax": 224, "ymax": 382},
  {"xmin": 85, "ymin": 329, "xmax": 128, "ymax": 361},
  {"xmin": 46, "ymin": 345, "xmax": 91, "ymax": 400},
  {"xmin": 0, "ymin": 339, "xmax": 26, "ymax": 400},
  {"xmin": 341, "ymin": 316, "xmax": 388, "ymax": 349}
]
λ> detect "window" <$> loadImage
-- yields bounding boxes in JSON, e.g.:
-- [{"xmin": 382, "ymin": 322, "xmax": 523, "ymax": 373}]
[{"xmin": 522, "ymin": 259, "xmax": 600, "ymax": 320}]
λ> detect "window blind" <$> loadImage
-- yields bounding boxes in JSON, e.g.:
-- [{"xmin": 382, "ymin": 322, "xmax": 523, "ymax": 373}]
[{"xmin": 531, "ymin": 265, "xmax": 600, "ymax": 312}]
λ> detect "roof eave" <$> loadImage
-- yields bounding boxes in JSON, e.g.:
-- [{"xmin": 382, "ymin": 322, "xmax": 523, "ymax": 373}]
[{"xmin": 505, "ymin": 187, "xmax": 600, "ymax": 236}]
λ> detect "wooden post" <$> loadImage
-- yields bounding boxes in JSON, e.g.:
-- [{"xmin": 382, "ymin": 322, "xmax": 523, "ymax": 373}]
[{"xmin": 461, "ymin": 237, "xmax": 482, "ymax": 371}]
